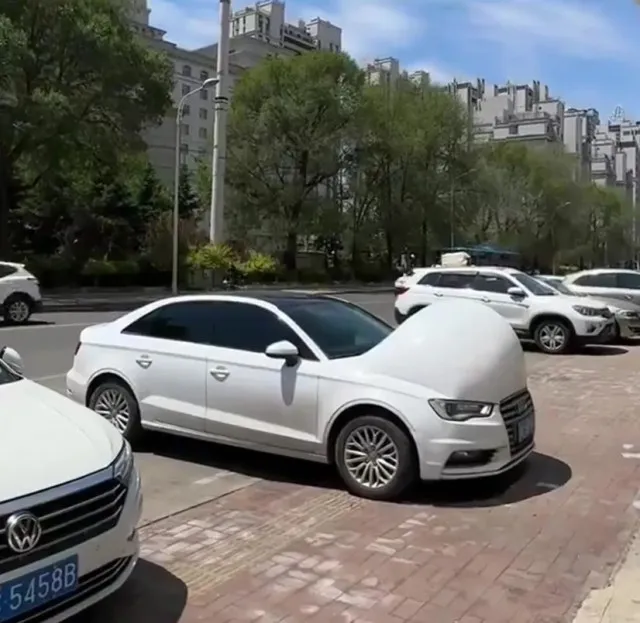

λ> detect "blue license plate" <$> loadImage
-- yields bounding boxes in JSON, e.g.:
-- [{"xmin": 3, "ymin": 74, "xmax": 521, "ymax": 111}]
[
  {"xmin": 0, "ymin": 556, "xmax": 78, "ymax": 622},
  {"xmin": 516, "ymin": 416, "xmax": 533, "ymax": 443}
]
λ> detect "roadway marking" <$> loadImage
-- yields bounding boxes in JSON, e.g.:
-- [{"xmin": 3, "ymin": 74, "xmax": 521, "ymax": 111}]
[
  {"xmin": 7, "ymin": 322, "xmax": 93, "ymax": 331},
  {"xmin": 34, "ymin": 374, "xmax": 66, "ymax": 382}
]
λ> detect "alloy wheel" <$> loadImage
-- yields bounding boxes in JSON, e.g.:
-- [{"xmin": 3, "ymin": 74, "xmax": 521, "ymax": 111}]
[{"xmin": 343, "ymin": 425, "xmax": 399, "ymax": 489}]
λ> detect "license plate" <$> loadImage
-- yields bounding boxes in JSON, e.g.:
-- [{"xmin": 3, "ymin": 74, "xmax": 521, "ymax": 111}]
[
  {"xmin": 516, "ymin": 416, "xmax": 533, "ymax": 443},
  {"xmin": 0, "ymin": 556, "xmax": 78, "ymax": 622}
]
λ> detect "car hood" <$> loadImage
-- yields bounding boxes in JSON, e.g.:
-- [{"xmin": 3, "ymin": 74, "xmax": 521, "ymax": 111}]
[
  {"xmin": 586, "ymin": 296, "xmax": 640, "ymax": 312},
  {"xmin": 358, "ymin": 299, "xmax": 526, "ymax": 403},
  {"xmin": 0, "ymin": 380, "xmax": 123, "ymax": 501}
]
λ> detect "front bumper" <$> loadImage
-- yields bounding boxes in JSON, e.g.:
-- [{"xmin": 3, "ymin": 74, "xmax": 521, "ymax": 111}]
[
  {"xmin": 617, "ymin": 317, "xmax": 640, "ymax": 339},
  {"xmin": 0, "ymin": 467, "xmax": 142, "ymax": 623},
  {"xmin": 573, "ymin": 317, "xmax": 616, "ymax": 343},
  {"xmin": 416, "ymin": 390, "xmax": 535, "ymax": 481}
]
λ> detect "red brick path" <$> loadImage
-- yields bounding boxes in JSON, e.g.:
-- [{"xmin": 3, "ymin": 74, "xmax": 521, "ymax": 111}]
[{"xmin": 86, "ymin": 345, "xmax": 640, "ymax": 623}]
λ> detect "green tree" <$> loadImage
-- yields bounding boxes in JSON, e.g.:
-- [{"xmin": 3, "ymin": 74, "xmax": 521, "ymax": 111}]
[
  {"xmin": 222, "ymin": 50, "xmax": 365, "ymax": 270},
  {"xmin": 178, "ymin": 164, "xmax": 199, "ymax": 217},
  {"xmin": 0, "ymin": 0, "xmax": 172, "ymax": 253}
]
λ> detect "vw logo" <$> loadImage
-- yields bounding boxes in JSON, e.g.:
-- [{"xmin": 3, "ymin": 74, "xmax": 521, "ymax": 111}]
[{"xmin": 6, "ymin": 512, "xmax": 42, "ymax": 553}]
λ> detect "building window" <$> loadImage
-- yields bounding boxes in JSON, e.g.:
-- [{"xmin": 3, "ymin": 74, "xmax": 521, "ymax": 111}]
[
  {"xmin": 180, "ymin": 143, "xmax": 188, "ymax": 152},
  {"xmin": 200, "ymin": 89, "xmax": 208, "ymax": 100},
  {"xmin": 509, "ymin": 125, "xmax": 518, "ymax": 135},
  {"xmin": 199, "ymin": 108, "xmax": 208, "ymax": 120},
  {"xmin": 182, "ymin": 65, "xmax": 192, "ymax": 77},
  {"xmin": 181, "ymin": 124, "xmax": 189, "ymax": 135},
  {"xmin": 183, "ymin": 104, "xmax": 190, "ymax": 115},
  {"xmin": 199, "ymin": 127, "xmax": 207, "ymax": 139},
  {"xmin": 181, "ymin": 84, "xmax": 190, "ymax": 95},
  {"xmin": 200, "ymin": 70, "xmax": 209, "ymax": 81}
]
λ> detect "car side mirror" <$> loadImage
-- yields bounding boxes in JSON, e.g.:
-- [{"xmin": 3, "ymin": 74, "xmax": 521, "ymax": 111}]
[
  {"xmin": 507, "ymin": 286, "xmax": 525, "ymax": 298},
  {"xmin": 265, "ymin": 340, "xmax": 299, "ymax": 366},
  {"xmin": 0, "ymin": 346, "xmax": 24, "ymax": 375}
]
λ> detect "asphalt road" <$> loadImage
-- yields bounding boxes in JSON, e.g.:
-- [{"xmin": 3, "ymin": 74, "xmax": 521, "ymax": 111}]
[{"xmin": 0, "ymin": 293, "xmax": 396, "ymax": 524}]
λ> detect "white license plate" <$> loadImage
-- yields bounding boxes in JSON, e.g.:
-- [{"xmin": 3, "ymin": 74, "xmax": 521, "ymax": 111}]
[{"xmin": 516, "ymin": 416, "xmax": 533, "ymax": 443}]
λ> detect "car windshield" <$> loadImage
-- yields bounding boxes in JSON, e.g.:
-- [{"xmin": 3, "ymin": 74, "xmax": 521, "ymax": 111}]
[
  {"xmin": 540, "ymin": 278, "xmax": 575, "ymax": 296},
  {"xmin": 512, "ymin": 273, "xmax": 557, "ymax": 295},
  {"xmin": 0, "ymin": 360, "xmax": 22, "ymax": 385},
  {"xmin": 280, "ymin": 298, "xmax": 393, "ymax": 359}
]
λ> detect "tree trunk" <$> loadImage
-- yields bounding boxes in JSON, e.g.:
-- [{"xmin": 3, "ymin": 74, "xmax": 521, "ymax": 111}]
[
  {"xmin": 283, "ymin": 231, "xmax": 297, "ymax": 271},
  {"xmin": 0, "ymin": 158, "xmax": 11, "ymax": 256}
]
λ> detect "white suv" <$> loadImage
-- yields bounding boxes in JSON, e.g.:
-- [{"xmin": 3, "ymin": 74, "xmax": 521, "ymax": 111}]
[
  {"xmin": 394, "ymin": 266, "xmax": 615, "ymax": 354},
  {"xmin": 563, "ymin": 269, "xmax": 640, "ymax": 305},
  {"xmin": 0, "ymin": 262, "xmax": 42, "ymax": 324}
]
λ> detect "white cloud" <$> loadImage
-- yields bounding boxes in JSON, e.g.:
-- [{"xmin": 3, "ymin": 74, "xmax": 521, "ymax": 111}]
[
  {"xmin": 469, "ymin": 0, "xmax": 633, "ymax": 60},
  {"xmin": 148, "ymin": 0, "xmax": 217, "ymax": 49},
  {"xmin": 295, "ymin": 0, "xmax": 426, "ymax": 61}
]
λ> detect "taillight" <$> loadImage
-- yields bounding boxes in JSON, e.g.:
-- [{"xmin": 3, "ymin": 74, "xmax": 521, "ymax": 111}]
[
  {"xmin": 74, "ymin": 342, "xmax": 81, "ymax": 356},
  {"xmin": 394, "ymin": 286, "xmax": 409, "ymax": 296}
]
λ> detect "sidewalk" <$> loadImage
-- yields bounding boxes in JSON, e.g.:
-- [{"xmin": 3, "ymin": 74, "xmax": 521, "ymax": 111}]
[
  {"xmin": 89, "ymin": 346, "xmax": 640, "ymax": 622},
  {"xmin": 573, "ymin": 529, "xmax": 640, "ymax": 622},
  {"xmin": 41, "ymin": 284, "xmax": 394, "ymax": 312}
]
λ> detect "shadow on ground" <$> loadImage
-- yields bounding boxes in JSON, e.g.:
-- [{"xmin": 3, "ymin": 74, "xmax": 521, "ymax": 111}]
[
  {"xmin": 142, "ymin": 434, "xmax": 570, "ymax": 508},
  {"xmin": 0, "ymin": 320, "xmax": 53, "ymax": 329},
  {"xmin": 522, "ymin": 341, "xmax": 627, "ymax": 356},
  {"xmin": 411, "ymin": 451, "xmax": 572, "ymax": 508},
  {"xmin": 74, "ymin": 559, "xmax": 187, "ymax": 623}
]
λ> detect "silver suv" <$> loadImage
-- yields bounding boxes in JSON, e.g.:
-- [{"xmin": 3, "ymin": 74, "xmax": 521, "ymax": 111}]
[{"xmin": 563, "ymin": 269, "xmax": 640, "ymax": 305}]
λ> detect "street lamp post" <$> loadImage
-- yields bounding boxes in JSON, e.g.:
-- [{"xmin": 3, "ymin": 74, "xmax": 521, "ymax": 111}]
[
  {"xmin": 172, "ymin": 77, "xmax": 219, "ymax": 295},
  {"xmin": 209, "ymin": 0, "xmax": 232, "ymax": 243}
]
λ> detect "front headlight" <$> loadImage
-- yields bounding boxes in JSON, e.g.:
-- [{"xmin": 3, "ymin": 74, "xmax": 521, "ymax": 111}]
[
  {"xmin": 617, "ymin": 310, "xmax": 638, "ymax": 319},
  {"xmin": 572, "ymin": 305, "xmax": 600, "ymax": 317},
  {"xmin": 429, "ymin": 399, "xmax": 494, "ymax": 422},
  {"xmin": 113, "ymin": 440, "xmax": 133, "ymax": 485}
]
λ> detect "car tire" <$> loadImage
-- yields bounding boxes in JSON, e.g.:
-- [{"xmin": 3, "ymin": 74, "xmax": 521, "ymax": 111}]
[
  {"xmin": 532, "ymin": 318, "xmax": 572, "ymax": 354},
  {"xmin": 3, "ymin": 294, "xmax": 32, "ymax": 325},
  {"xmin": 88, "ymin": 380, "xmax": 144, "ymax": 444},
  {"xmin": 334, "ymin": 414, "xmax": 417, "ymax": 501}
]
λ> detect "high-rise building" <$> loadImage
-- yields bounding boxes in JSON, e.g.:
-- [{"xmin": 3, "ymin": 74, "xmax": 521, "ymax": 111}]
[{"xmin": 231, "ymin": 1, "xmax": 341, "ymax": 54}]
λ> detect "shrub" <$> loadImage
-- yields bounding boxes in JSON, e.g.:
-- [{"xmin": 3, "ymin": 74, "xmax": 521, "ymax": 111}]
[
  {"xmin": 187, "ymin": 243, "xmax": 237, "ymax": 271},
  {"xmin": 238, "ymin": 251, "xmax": 277, "ymax": 282}
]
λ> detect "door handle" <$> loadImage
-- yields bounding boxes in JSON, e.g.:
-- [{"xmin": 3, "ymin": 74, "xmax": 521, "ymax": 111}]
[
  {"xmin": 481, "ymin": 297, "xmax": 490, "ymax": 302},
  {"xmin": 135, "ymin": 355, "xmax": 152, "ymax": 369},
  {"xmin": 434, "ymin": 292, "xmax": 443, "ymax": 297},
  {"xmin": 210, "ymin": 366, "xmax": 229, "ymax": 381}
]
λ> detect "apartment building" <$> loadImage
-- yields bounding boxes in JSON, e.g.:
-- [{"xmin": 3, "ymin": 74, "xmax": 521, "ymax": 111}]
[
  {"xmin": 128, "ymin": 0, "xmax": 340, "ymax": 186},
  {"xmin": 230, "ymin": 0, "xmax": 341, "ymax": 54}
]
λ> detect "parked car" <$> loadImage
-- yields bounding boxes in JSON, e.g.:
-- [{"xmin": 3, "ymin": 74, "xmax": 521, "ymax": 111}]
[
  {"xmin": 0, "ymin": 261, "xmax": 42, "ymax": 324},
  {"xmin": 563, "ymin": 268, "xmax": 640, "ymax": 305},
  {"xmin": 394, "ymin": 266, "xmax": 615, "ymax": 354},
  {"xmin": 538, "ymin": 275, "xmax": 640, "ymax": 340},
  {"xmin": 0, "ymin": 346, "xmax": 141, "ymax": 622},
  {"xmin": 67, "ymin": 293, "xmax": 535, "ymax": 501}
]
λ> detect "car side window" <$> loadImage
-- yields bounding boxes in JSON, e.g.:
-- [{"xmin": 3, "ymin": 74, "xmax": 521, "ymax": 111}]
[
  {"xmin": 418, "ymin": 272, "xmax": 440, "ymax": 286},
  {"xmin": 616, "ymin": 273, "xmax": 640, "ymax": 289},
  {"xmin": 437, "ymin": 272, "xmax": 475, "ymax": 289},
  {"xmin": 574, "ymin": 273, "xmax": 616, "ymax": 287},
  {"xmin": 208, "ymin": 302, "xmax": 316, "ymax": 359},
  {"xmin": 122, "ymin": 301, "xmax": 214, "ymax": 344},
  {"xmin": 473, "ymin": 274, "xmax": 512, "ymax": 294}
]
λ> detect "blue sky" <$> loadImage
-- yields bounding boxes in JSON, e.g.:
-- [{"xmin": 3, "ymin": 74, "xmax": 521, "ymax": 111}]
[{"xmin": 148, "ymin": 0, "xmax": 640, "ymax": 120}]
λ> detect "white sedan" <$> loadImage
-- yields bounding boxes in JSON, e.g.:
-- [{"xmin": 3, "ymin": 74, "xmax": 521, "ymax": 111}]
[
  {"xmin": 0, "ymin": 347, "xmax": 140, "ymax": 623},
  {"xmin": 67, "ymin": 293, "xmax": 535, "ymax": 501}
]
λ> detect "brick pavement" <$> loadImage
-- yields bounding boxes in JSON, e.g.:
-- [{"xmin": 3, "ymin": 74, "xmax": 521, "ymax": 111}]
[{"xmin": 85, "ymin": 344, "xmax": 640, "ymax": 623}]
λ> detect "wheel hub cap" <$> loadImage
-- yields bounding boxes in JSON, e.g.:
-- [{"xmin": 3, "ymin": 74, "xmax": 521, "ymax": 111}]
[
  {"xmin": 94, "ymin": 389, "xmax": 130, "ymax": 432},
  {"xmin": 344, "ymin": 426, "xmax": 399, "ymax": 489}
]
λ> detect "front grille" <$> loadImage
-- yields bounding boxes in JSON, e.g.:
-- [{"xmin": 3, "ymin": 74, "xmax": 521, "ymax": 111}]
[
  {"xmin": 500, "ymin": 389, "xmax": 535, "ymax": 456},
  {"xmin": 600, "ymin": 308, "xmax": 613, "ymax": 318},
  {"xmin": 0, "ymin": 478, "xmax": 127, "ymax": 574},
  {"xmin": 13, "ymin": 556, "xmax": 132, "ymax": 623}
]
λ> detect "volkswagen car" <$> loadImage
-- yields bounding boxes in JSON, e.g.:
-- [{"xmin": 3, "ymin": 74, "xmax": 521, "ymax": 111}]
[
  {"xmin": 0, "ymin": 346, "xmax": 141, "ymax": 622},
  {"xmin": 67, "ymin": 293, "xmax": 535, "ymax": 501}
]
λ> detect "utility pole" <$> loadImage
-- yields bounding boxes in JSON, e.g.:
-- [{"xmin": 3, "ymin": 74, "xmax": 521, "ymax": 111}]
[{"xmin": 209, "ymin": 0, "xmax": 231, "ymax": 243}]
